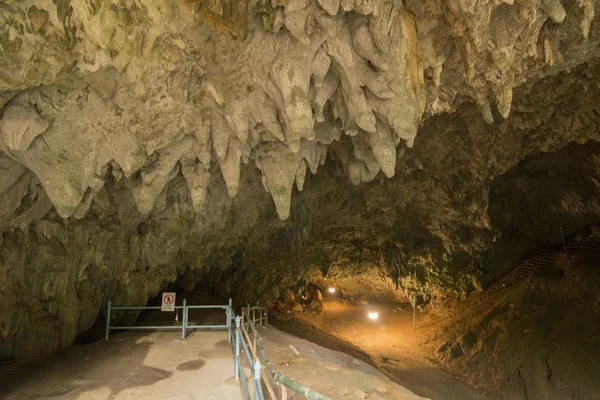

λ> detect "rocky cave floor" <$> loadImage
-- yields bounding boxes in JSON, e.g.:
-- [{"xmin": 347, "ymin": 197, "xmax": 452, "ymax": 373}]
[
  {"xmin": 0, "ymin": 305, "xmax": 431, "ymax": 400},
  {"xmin": 271, "ymin": 251, "xmax": 600, "ymax": 400},
  {"xmin": 2, "ymin": 249, "xmax": 598, "ymax": 400}
]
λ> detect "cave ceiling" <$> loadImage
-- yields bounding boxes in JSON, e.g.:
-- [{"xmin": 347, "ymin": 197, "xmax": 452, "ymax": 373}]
[{"xmin": 1, "ymin": 0, "xmax": 598, "ymax": 223}]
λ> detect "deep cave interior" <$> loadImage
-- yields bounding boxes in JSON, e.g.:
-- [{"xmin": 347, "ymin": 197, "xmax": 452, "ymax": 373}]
[{"xmin": 1, "ymin": 0, "xmax": 600, "ymax": 399}]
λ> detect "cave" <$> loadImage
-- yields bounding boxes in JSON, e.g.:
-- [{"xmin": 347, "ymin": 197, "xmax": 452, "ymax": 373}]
[{"xmin": 1, "ymin": 0, "xmax": 600, "ymax": 399}]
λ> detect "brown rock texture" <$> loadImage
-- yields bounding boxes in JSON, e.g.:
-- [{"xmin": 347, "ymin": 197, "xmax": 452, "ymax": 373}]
[{"xmin": 1, "ymin": 0, "xmax": 600, "ymax": 367}]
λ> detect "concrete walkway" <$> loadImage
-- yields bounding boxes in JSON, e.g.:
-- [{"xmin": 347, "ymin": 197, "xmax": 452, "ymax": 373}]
[
  {"xmin": 0, "ymin": 330, "xmax": 243, "ymax": 400},
  {"xmin": 1, "ymin": 321, "xmax": 437, "ymax": 400},
  {"xmin": 260, "ymin": 326, "xmax": 428, "ymax": 399}
]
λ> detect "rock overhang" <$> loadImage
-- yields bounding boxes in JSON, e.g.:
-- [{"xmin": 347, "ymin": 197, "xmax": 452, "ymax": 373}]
[{"xmin": 1, "ymin": 0, "xmax": 598, "ymax": 221}]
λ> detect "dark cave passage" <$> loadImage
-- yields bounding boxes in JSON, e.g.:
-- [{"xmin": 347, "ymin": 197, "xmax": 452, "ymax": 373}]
[{"xmin": 483, "ymin": 141, "xmax": 600, "ymax": 284}]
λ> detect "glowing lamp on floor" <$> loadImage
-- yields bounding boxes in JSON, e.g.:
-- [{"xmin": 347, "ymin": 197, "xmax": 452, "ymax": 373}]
[
  {"xmin": 368, "ymin": 312, "xmax": 378, "ymax": 325},
  {"xmin": 328, "ymin": 287, "xmax": 336, "ymax": 294}
]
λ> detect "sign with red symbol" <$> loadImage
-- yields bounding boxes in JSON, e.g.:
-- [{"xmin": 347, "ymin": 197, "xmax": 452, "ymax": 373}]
[{"xmin": 161, "ymin": 292, "xmax": 176, "ymax": 312}]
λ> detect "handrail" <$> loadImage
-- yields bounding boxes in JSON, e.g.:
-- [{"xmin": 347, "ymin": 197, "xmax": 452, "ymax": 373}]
[
  {"xmin": 105, "ymin": 298, "xmax": 233, "ymax": 341},
  {"xmin": 110, "ymin": 306, "xmax": 184, "ymax": 310},
  {"xmin": 105, "ymin": 299, "xmax": 328, "ymax": 399},
  {"xmin": 244, "ymin": 305, "xmax": 269, "ymax": 327},
  {"xmin": 240, "ymin": 313, "xmax": 278, "ymax": 399},
  {"xmin": 234, "ymin": 316, "xmax": 264, "ymax": 400},
  {"xmin": 240, "ymin": 308, "xmax": 331, "ymax": 400},
  {"xmin": 564, "ymin": 243, "xmax": 600, "ymax": 252}
]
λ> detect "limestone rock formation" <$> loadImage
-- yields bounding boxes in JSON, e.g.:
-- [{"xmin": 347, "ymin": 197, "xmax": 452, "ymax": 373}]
[
  {"xmin": 2, "ymin": 0, "xmax": 597, "ymax": 221},
  {"xmin": 1, "ymin": 0, "xmax": 600, "ymax": 365},
  {"xmin": 0, "ymin": 0, "xmax": 427, "ymax": 221}
]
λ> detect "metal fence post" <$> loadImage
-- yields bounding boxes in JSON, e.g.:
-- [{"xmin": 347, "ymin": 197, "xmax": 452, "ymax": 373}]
[
  {"xmin": 253, "ymin": 358, "xmax": 263, "ymax": 400},
  {"xmin": 228, "ymin": 298, "xmax": 233, "ymax": 343},
  {"xmin": 182, "ymin": 299, "xmax": 187, "ymax": 339},
  {"xmin": 105, "ymin": 300, "xmax": 111, "ymax": 340},
  {"xmin": 235, "ymin": 316, "xmax": 241, "ymax": 381},
  {"xmin": 413, "ymin": 298, "xmax": 417, "ymax": 331}
]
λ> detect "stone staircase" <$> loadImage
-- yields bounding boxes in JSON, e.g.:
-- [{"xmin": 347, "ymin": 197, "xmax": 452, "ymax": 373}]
[
  {"xmin": 480, "ymin": 242, "xmax": 600, "ymax": 300},
  {"xmin": 480, "ymin": 252, "xmax": 560, "ymax": 300}
]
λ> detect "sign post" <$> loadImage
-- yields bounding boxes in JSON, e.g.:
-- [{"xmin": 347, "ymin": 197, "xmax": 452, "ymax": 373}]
[
  {"xmin": 410, "ymin": 295, "xmax": 417, "ymax": 331},
  {"xmin": 161, "ymin": 292, "xmax": 176, "ymax": 312}
]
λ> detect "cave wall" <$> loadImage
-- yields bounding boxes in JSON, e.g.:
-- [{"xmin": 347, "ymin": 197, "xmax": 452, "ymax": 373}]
[
  {"xmin": 478, "ymin": 141, "xmax": 600, "ymax": 284},
  {"xmin": 1, "ymin": 0, "xmax": 600, "ymax": 362},
  {"xmin": 0, "ymin": 170, "xmax": 277, "ymax": 360},
  {"xmin": 4, "ymin": 61, "xmax": 599, "ymax": 362},
  {"xmin": 490, "ymin": 141, "xmax": 600, "ymax": 246}
]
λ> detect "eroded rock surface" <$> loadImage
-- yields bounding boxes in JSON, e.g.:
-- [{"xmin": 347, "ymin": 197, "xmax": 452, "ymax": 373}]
[
  {"xmin": 1, "ymin": 0, "xmax": 600, "ymax": 363},
  {"xmin": 1, "ymin": 0, "xmax": 598, "ymax": 220}
]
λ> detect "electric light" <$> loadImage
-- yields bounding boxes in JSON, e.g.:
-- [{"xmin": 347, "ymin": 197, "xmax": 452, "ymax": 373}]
[
  {"xmin": 368, "ymin": 312, "xmax": 378, "ymax": 320},
  {"xmin": 328, "ymin": 287, "xmax": 336, "ymax": 293}
]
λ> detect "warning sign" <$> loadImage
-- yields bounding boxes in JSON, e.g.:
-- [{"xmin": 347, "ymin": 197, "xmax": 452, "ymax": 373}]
[{"xmin": 161, "ymin": 292, "xmax": 176, "ymax": 312}]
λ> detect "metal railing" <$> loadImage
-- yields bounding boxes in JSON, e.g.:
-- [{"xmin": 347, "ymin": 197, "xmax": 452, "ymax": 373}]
[
  {"xmin": 564, "ymin": 242, "xmax": 600, "ymax": 253},
  {"xmin": 185, "ymin": 300, "xmax": 233, "ymax": 342},
  {"xmin": 234, "ymin": 315, "xmax": 265, "ymax": 399},
  {"xmin": 105, "ymin": 298, "xmax": 233, "ymax": 342},
  {"xmin": 244, "ymin": 305, "xmax": 269, "ymax": 327},
  {"xmin": 105, "ymin": 299, "xmax": 329, "ymax": 399},
  {"xmin": 236, "ymin": 307, "xmax": 331, "ymax": 400}
]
